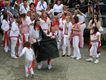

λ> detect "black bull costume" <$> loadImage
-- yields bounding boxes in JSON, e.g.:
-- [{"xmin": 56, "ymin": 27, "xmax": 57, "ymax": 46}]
[{"xmin": 32, "ymin": 27, "xmax": 59, "ymax": 63}]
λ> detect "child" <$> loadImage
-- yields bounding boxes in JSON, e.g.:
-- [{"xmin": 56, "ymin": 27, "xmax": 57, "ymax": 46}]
[
  {"xmin": 62, "ymin": 16, "xmax": 72, "ymax": 57},
  {"xmin": 52, "ymin": 16, "xmax": 59, "ymax": 33},
  {"xmin": 19, "ymin": 42, "xmax": 35, "ymax": 78},
  {"xmin": 48, "ymin": 27, "xmax": 57, "ymax": 39},
  {"xmin": 1, "ymin": 13, "xmax": 10, "ymax": 53},
  {"xmin": 10, "ymin": 19, "xmax": 21, "ymax": 58},
  {"xmin": 70, "ymin": 16, "xmax": 82, "ymax": 60},
  {"xmin": 86, "ymin": 27, "xmax": 101, "ymax": 64}
]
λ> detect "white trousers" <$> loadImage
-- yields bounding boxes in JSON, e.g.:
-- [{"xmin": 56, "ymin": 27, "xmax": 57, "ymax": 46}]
[
  {"xmin": 90, "ymin": 42, "xmax": 98, "ymax": 57},
  {"xmin": 25, "ymin": 60, "xmax": 34, "ymax": 77},
  {"xmin": 11, "ymin": 38, "xmax": 22, "ymax": 57},
  {"xmin": 11, "ymin": 38, "xmax": 17, "ymax": 57},
  {"xmin": 57, "ymin": 30, "xmax": 63, "ymax": 50},
  {"xmin": 63, "ymin": 35, "xmax": 71, "ymax": 55},
  {"xmin": 72, "ymin": 36, "xmax": 81, "ymax": 58},
  {"xmin": 80, "ymin": 23, "xmax": 86, "ymax": 48},
  {"xmin": 21, "ymin": 33, "xmax": 29, "ymax": 43}
]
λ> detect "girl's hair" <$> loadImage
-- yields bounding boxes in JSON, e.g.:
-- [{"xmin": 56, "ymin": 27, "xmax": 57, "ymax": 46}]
[
  {"xmin": 48, "ymin": 3, "xmax": 53, "ymax": 9},
  {"xmin": 29, "ymin": 3, "xmax": 35, "ymax": 8},
  {"xmin": 40, "ymin": 10, "xmax": 46, "ymax": 18},
  {"xmin": 3, "ymin": 13, "xmax": 8, "ymax": 20},
  {"xmin": 92, "ymin": 12, "xmax": 99, "ymax": 24},
  {"xmin": 23, "ymin": 41, "xmax": 30, "ymax": 47},
  {"xmin": 92, "ymin": 27, "xmax": 99, "ymax": 33},
  {"xmin": 20, "ymin": 13, "xmax": 26, "ymax": 18},
  {"xmin": 33, "ymin": 19, "xmax": 40, "ymax": 30},
  {"xmin": 74, "ymin": 16, "xmax": 79, "ymax": 23},
  {"xmin": 15, "ymin": 19, "xmax": 22, "ymax": 25}
]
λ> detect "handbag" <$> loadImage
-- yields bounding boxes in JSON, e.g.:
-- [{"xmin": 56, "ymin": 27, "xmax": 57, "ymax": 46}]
[{"xmin": 99, "ymin": 26, "xmax": 104, "ymax": 32}]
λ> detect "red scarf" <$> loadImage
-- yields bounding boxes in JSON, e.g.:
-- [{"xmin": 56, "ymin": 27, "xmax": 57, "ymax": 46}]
[
  {"xmin": 52, "ymin": 31, "xmax": 55, "ymax": 36},
  {"xmin": 3, "ymin": 29, "xmax": 10, "ymax": 46},
  {"xmin": 27, "ymin": 59, "xmax": 35, "ymax": 74},
  {"xmin": 52, "ymin": 21, "xmax": 59, "ymax": 26},
  {"xmin": 22, "ymin": 33, "xmax": 26, "ymax": 44},
  {"xmin": 34, "ymin": 0, "xmax": 39, "ymax": 7},
  {"xmin": 62, "ymin": 16, "xmax": 66, "ymax": 20},
  {"xmin": 26, "ymin": 46, "xmax": 30, "ymax": 49},
  {"xmin": 70, "ymin": 23, "xmax": 82, "ymax": 48},
  {"xmin": 42, "ymin": 17, "xmax": 47, "ymax": 22},
  {"xmin": 36, "ymin": 26, "xmax": 40, "ymax": 30}
]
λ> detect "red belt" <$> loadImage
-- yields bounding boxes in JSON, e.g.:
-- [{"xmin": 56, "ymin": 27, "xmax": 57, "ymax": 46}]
[
  {"xmin": 80, "ymin": 22, "xmax": 85, "ymax": 25},
  {"xmin": 59, "ymin": 27, "xmax": 63, "ymax": 31}
]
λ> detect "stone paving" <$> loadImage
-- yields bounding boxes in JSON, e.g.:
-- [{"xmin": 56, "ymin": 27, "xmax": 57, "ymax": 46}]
[{"xmin": 0, "ymin": 38, "xmax": 106, "ymax": 80}]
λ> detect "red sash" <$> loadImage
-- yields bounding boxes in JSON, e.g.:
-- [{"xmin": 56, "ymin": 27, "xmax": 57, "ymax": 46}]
[
  {"xmin": 4, "ymin": 29, "xmax": 10, "ymax": 46},
  {"xmin": 23, "ymin": 34, "xmax": 26, "ymax": 44},
  {"xmin": 64, "ymin": 26, "xmax": 68, "ymax": 35},
  {"xmin": 70, "ymin": 23, "xmax": 82, "ymax": 48},
  {"xmin": 42, "ymin": 17, "xmax": 47, "ymax": 22},
  {"xmin": 80, "ymin": 22, "xmax": 85, "ymax": 25},
  {"xmin": 27, "ymin": 59, "xmax": 35, "ymax": 74}
]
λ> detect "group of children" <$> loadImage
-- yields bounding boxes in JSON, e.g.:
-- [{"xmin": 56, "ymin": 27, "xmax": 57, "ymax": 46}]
[{"xmin": 0, "ymin": 0, "xmax": 102, "ymax": 78}]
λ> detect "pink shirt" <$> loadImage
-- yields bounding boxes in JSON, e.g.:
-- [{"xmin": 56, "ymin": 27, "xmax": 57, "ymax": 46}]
[{"xmin": 20, "ymin": 20, "xmax": 29, "ymax": 34}]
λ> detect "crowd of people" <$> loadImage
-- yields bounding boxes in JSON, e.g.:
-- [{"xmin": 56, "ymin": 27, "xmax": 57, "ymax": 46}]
[{"xmin": 0, "ymin": 0, "xmax": 104, "ymax": 78}]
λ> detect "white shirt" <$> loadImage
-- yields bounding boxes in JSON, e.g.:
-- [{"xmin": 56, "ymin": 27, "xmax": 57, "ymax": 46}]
[
  {"xmin": 10, "ymin": 21, "xmax": 20, "ymax": 37},
  {"xmin": 39, "ymin": 18, "xmax": 51, "ymax": 30},
  {"xmin": 1, "ymin": 20, "xmax": 10, "ymax": 31},
  {"xmin": 36, "ymin": 1, "xmax": 47, "ymax": 11},
  {"xmin": 59, "ymin": 18, "xmax": 66, "ymax": 29},
  {"xmin": 91, "ymin": 32, "xmax": 101, "ymax": 41},
  {"xmin": 47, "ymin": 9, "xmax": 54, "ymax": 15},
  {"xmin": 63, "ymin": 22, "xmax": 72, "ymax": 37},
  {"xmin": 19, "ymin": 47, "xmax": 35, "ymax": 61},
  {"xmin": 77, "ymin": 14, "xmax": 86, "ymax": 24},
  {"xmin": 53, "ymin": 4, "xmax": 63, "ymax": 13},
  {"xmin": 19, "ymin": 5, "xmax": 29, "ymax": 14}
]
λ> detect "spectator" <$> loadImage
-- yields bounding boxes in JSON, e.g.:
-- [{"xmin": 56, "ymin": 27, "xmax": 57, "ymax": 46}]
[
  {"xmin": 36, "ymin": 0, "xmax": 47, "ymax": 15},
  {"xmin": 53, "ymin": 0, "xmax": 63, "ymax": 18}
]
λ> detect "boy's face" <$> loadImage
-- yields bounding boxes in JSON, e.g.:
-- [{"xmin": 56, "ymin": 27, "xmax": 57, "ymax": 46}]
[{"xmin": 23, "ymin": 1, "xmax": 27, "ymax": 5}]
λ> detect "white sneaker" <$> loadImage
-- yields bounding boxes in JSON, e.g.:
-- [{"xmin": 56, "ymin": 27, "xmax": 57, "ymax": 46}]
[
  {"xmin": 76, "ymin": 57, "xmax": 81, "ymax": 60},
  {"xmin": 11, "ymin": 56, "xmax": 18, "ymax": 59},
  {"xmin": 86, "ymin": 58, "xmax": 93, "ymax": 62},
  {"xmin": 38, "ymin": 63, "xmax": 42, "ymax": 70},
  {"xmin": 94, "ymin": 59, "xmax": 99, "ymax": 64},
  {"xmin": 71, "ymin": 56, "xmax": 76, "ymax": 59},
  {"xmin": 48, "ymin": 64, "xmax": 52, "ymax": 70}
]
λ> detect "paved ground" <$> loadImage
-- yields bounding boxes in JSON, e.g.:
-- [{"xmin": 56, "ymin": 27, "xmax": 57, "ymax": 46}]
[{"xmin": 0, "ymin": 36, "xmax": 106, "ymax": 80}]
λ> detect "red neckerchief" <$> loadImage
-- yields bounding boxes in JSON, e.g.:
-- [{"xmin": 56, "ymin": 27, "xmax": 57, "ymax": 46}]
[
  {"xmin": 42, "ymin": 17, "xmax": 47, "ymax": 22},
  {"xmin": 36, "ymin": 26, "xmax": 40, "ymax": 30},
  {"xmin": 27, "ymin": 11, "xmax": 31, "ymax": 15},
  {"xmin": 30, "ymin": 8, "xmax": 35, "ymax": 11},
  {"xmin": 26, "ymin": 46, "xmax": 30, "ymax": 49},
  {"xmin": 62, "ymin": 16, "xmax": 66, "ymax": 20},
  {"xmin": 55, "ymin": 21, "xmax": 59, "ymax": 25},
  {"xmin": 52, "ymin": 31, "xmax": 55, "ymax": 36},
  {"xmin": 52, "ymin": 21, "xmax": 59, "ymax": 26}
]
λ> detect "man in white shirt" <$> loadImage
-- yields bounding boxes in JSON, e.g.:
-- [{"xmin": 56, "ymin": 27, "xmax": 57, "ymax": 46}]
[
  {"xmin": 36, "ymin": 0, "xmax": 47, "ymax": 15},
  {"xmin": 19, "ymin": 0, "xmax": 29, "ymax": 14}
]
